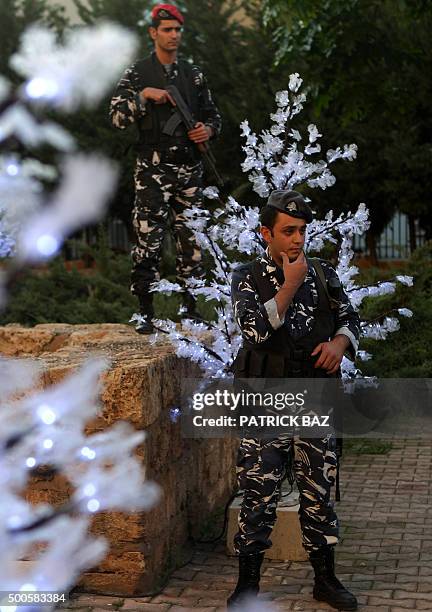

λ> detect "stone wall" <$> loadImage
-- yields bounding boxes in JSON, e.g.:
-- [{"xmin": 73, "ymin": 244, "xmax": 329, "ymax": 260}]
[{"xmin": 0, "ymin": 324, "xmax": 237, "ymax": 595}]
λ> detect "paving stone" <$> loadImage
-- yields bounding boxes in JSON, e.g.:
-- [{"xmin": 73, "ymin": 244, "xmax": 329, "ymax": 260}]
[
  {"xmin": 64, "ymin": 439, "xmax": 432, "ymax": 610},
  {"xmin": 368, "ymin": 597, "xmax": 415, "ymax": 608},
  {"xmin": 120, "ymin": 601, "xmax": 165, "ymax": 610},
  {"xmin": 120, "ymin": 605, "xmax": 170, "ymax": 612},
  {"xmin": 169, "ymin": 607, "xmax": 216, "ymax": 612},
  {"xmin": 170, "ymin": 568, "xmax": 198, "ymax": 580},
  {"xmin": 150, "ymin": 594, "xmax": 198, "ymax": 606},
  {"xmin": 394, "ymin": 591, "xmax": 432, "ymax": 600}
]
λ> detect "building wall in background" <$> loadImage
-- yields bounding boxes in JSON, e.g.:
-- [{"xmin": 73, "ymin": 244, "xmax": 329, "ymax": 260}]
[
  {"xmin": 49, "ymin": 0, "xmax": 253, "ymax": 26},
  {"xmin": 48, "ymin": 0, "xmax": 84, "ymax": 24}
]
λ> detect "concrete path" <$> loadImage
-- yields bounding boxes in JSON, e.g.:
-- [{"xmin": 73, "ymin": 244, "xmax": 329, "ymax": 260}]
[{"xmin": 62, "ymin": 439, "xmax": 432, "ymax": 611}]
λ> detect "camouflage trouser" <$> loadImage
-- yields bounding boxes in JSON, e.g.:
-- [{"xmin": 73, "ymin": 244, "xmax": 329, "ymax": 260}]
[
  {"xmin": 234, "ymin": 434, "xmax": 339, "ymax": 555},
  {"xmin": 130, "ymin": 149, "xmax": 203, "ymax": 297}
]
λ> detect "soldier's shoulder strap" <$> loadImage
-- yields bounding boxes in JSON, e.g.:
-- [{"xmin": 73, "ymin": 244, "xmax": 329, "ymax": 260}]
[
  {"xmin": 308, "ymin": 257, "xmax": 339, "ymax": 310},
  {"xmin": 177, "ymin": 59, "xmax": 202, "ymax": 109}
]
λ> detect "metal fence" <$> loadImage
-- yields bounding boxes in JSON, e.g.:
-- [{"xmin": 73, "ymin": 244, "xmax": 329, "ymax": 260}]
[
  {"xmin": 352, "ymin": 212, "xmax": 426, "ymax": 259},
  {"xmin": 67, "ymin": 211, "xmax": 425, "ymax": 261},
  {"xmin": 66, "ymin": 219, "xmax": 132, "ymax": 259}
]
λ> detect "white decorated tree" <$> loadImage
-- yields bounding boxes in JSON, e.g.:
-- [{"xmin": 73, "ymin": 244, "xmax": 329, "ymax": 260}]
[
  {"xmin": 142, "ymin": 73, "xmax": 413, "ymax": 379},
  {"xmin": 0, "ymin": 23, "xmax": 161, "ymax": 605}
]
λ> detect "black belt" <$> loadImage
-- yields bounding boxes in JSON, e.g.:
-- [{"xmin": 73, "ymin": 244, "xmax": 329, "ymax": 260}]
[{"xmin": 285, "ymin": 348, "xmax": 315, "ymax": 361}]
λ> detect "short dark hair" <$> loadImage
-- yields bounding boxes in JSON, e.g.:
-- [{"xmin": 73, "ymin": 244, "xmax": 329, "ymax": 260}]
[
  {"xmin": 260, "ymin": 205, "xmax": 279, "ymax": 231},
  {"xmin": 151, "ymin": 17, "xmax": 174, "ymax": 28}
]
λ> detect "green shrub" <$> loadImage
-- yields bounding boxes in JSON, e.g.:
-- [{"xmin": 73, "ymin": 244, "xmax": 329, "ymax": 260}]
[
  {"xmin": 1, "ymin": 233, "xmax": 217, "ymax": 326},
  {"xmin": 358, "ymin": 242, "xmax": 432, "ymax": 378}
]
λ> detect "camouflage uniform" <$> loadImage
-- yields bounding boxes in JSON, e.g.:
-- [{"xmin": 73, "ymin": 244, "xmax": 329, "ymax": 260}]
[
  {"xmin": 109, "ymin": 53, "xmax": 221, "ymax": 298},
  {"xmin": 231, "ymin": 248, "xmax": 360, "ymax": 554},
  {"xmin": 236, "ymin": 434, "xmax": 339, "ymax": 554}
]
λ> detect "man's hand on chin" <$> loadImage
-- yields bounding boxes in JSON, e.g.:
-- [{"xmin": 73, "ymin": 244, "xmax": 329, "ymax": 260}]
[{"xmin": 311, "ymin": 335, "xmax": 350, "ymax": 374}]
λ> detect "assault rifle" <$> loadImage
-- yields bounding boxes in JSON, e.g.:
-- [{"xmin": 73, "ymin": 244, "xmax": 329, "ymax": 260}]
[{"xmin": 163, "ymin": 84, "xmax": 224, "ymax": 187}]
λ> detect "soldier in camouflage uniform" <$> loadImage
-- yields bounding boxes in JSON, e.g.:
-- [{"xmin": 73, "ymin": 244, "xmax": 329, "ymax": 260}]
[
  {"xmin": 109, "ymin": 4, "xmax": 221, "ymax": 333},
  {"xmin": 227, "ymin": 190, "xmax": 360, "ymax": 611}
]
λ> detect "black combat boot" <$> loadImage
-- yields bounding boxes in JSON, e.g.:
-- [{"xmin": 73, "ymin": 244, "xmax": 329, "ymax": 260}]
[
  {"xmin": 227, "ymin": 552, "xmax": 264, "ymax": 609},
  {"xmin": 135, "ymin": 294, "xmax": 154, "ymax": 334},
  {"xmin": 310, "ymin": 546, "xmax": 357, "ymax": 611}
]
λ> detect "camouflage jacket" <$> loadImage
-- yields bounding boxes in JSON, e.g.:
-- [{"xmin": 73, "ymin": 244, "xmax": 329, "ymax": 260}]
[
  {"xmin": 109, "ymin": 52, "xmax": 221, "ymax": 137},
  {"xmin": 231, "ymin": 249, "xmax": 360, "ymax": 360}
]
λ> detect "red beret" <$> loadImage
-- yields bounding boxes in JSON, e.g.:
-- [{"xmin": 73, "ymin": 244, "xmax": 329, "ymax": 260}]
[{"xmin": 151, "ymin": 4, "xmax": 184, "ymax": 25}]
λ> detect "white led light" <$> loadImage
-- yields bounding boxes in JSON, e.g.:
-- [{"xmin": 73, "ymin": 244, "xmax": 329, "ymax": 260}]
[
  {"xmin": 83, "ymin": 483, "xmax": 96, "ymax": 497},
  {"xmin": 37, "ymin": 403, "xmax": 57, "ymax": 425},
  {"xmin": 6, "ymin": 163, "xmax": 19, "ymax": 176},
  {"xmin": 43, "ymin": 439, "xmax": 53, "ymax": 449},
  {"xmin": 7, "ymin": 515, "xmax": 22, "ymax": 528},
  {"xmin": 26, "ymin": 457, "xmax": 36, "ymax": 468},
  {"xmin": 87, "ymin": 498, "xmax": 100, "ymax": 512},
  {"xmin": 26, "ymin": 77, "xmax": 59, "ymax": 99},
  {"xmin": 36, "ymin": 235, "xmax": 59, "ymax": 257},
  {"xmin": 81, "ymin": 446, "xmax": 96, "ymax": 460}
]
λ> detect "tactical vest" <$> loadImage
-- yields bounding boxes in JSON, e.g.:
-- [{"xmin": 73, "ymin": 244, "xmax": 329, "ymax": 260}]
[
  {"xmin": 233, "ymin": 258, "xmax": 339, "ymax": 379},
  {"xmin": 134, "ymin": 54, "xmax": 200, "ymax": 150}
]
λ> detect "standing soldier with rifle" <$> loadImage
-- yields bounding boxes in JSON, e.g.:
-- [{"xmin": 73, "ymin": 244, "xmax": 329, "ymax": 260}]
[{"xmin": 109, "ymin": 3, "xmax": 222, "ymax": 333}]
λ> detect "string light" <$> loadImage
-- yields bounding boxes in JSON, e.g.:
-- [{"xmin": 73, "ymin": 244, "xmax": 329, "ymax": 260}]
[
  {"xmin": 37, "ymin": 403, "xmax": 57, "ymax": 425},
  {"xmin": 36, "ymin": 234, "xmax": 59, "ymax": 257},
  {"xmin": 169, "ymin": 407, "xmax": 181, "ymax": 423},
  {"xmin": 87, "ymin": 499, "xmax": 100, "ymax": 513},
  {"xmin": 83, "ymin": 484, "xmax": 96, "ymax": 497},
  {"xmin": 80, "ymin": 446, "xmax": 96, "ymax": 460},
  {"xmin": 25, "ymin": 77, "xmax": 59, "ymax": 100},
  {"xmin": 7, "ymin": 515, "xmax": 23, "ymax": 529},
  {"xmin": 6, "ymin": 163, "xmax": 19, "ymax": 176}
]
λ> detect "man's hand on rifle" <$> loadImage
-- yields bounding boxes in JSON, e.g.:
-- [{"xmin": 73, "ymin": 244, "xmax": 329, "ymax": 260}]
[
  {"xmin": 188, "ymin": 122, "xmax": 213, "ymax": 144},
  {"xmin": 140, "ymin": 87, "xmax": 176, "ymax": 106}
]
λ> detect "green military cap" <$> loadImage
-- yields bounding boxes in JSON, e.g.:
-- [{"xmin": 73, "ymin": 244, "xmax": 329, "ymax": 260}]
[{"xmin": 267, "ymin": 190, "xmax": 313, "ymax": 223}]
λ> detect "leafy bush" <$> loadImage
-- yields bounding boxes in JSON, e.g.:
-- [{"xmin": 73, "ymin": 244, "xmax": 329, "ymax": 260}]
[
  {"xmin": 358, "ymin": 242, "xmax": 432, "ymax": 377},
  {"xmin": 2, "ymin": 255, "xmax": 135, "ymax": 326},
  {"xmin": 2, "ymin": 234, "xmax": 216, "ymax": 325}
]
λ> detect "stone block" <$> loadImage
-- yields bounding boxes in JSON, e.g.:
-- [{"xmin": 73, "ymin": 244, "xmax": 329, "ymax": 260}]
[
  {"xmin": 226, "ymin": 490, "xmax": 308, "ymax": 561},
  {"xmin": 1, "ymin": 324, "xmax": 237, "ymax": 596}
]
